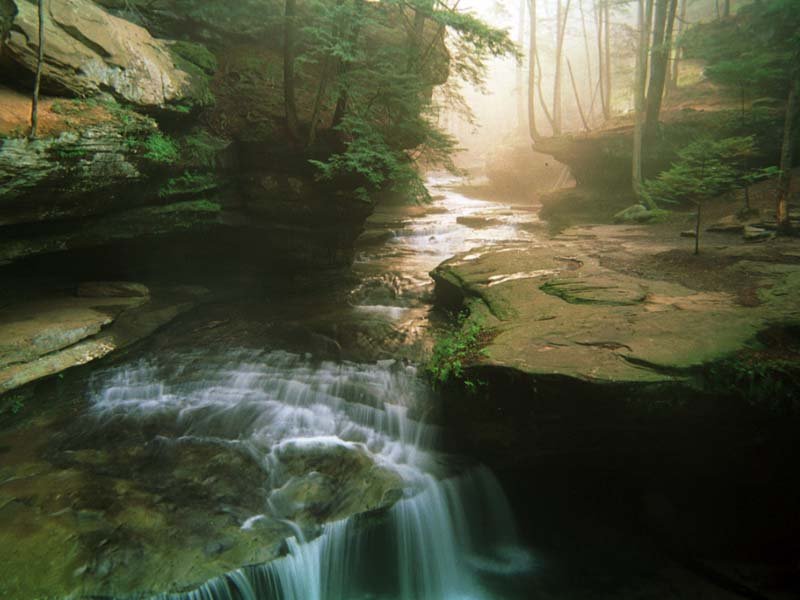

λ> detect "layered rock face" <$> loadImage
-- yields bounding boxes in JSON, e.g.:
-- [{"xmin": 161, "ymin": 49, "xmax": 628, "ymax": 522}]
[
  {"xmin": 431, "ymin": 224, "xmax": 800, "ymax": 467},
  {"xmin": 0, "ymin": 0, "xmax": 447, "ymax": 277}
]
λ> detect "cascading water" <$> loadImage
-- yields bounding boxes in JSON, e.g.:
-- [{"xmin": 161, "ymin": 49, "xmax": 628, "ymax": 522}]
[{"xmin": 88, "ymin": 350, "xmax": 535, "ymax": 599}]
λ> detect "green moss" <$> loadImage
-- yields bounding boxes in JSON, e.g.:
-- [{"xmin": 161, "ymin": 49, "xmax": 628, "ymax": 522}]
[
  {"xmin": 169, "ymin": 40, "xmax": 218, "ymax": 75},
  {"xmin": 167, "ymin": 44, "xmax": 216, "ymax": 111},
  {"xmin": 158, "ymin": 172, "xmax": 217, "ymax": 198},
  {"xmin": 143, "ymin": 133, "xmax": 180, "ymax": 163},
  {"xmin": 539, "ymin": 280, "xmax": 645, "ymax": 306},
  {"xmin": 179, "ymin": 129, "xmax": 227, "ymax": 167}
]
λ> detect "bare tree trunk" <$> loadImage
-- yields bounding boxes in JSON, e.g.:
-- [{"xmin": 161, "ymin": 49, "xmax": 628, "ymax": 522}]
[
  {"xmin": 552, "ymin": 0, "xmax": 572, "ymax": 135},
  {"xmin": 633, "ymin": 0, "xmax": 655, "ymax": 207},
  {"xmin": 527, "ymin": 0, "xmax": 543, "ymax": 142},
  {"xmin": 516, "ymin": 0, "xmax": 526, "ymax": 129},
  {"xmin": 777, "ymin": 76, "xmax": 799, "ymax": 231},
  {"xmin": 567, "ymin": 59, "xmax": 590, "ymax": 131},
  {"xmin": 603, "ymin": 0, "xmax": 611, "ymax": 118},
  {"xmin": 535, "ymin": 44, "xmax": 555, "ymax": 130},
  {"xmin": 579, "ymin": 0, "xmax": 594, "ymax": 109},
  {"xmin": 29, "ymin": 0, "xmax": 45, "ymax": 140},
  {"xmin": 723, "ymin": 0, "xmax": 730, "ymax": 17},
  {"xmin": 283, "ymin": 0, "xmax": 301, "ymax": 142},
  {"xmin": 332, "ymin": 0, "xmax": 364, "ymax": 129},
  {"xmin": 667, "ymin": 0, "xmax": 686, "ymax": 93},
  {"xmin": 595, "ymin": 0, "xmax": 607, "ymax": 119},
  {"xmin": 644, "ymin": 0, "xmax": 677, "ymax": 140},
  {"xmin": 694, "ymin": 201, "xmax": 701, "ymax": 254}
]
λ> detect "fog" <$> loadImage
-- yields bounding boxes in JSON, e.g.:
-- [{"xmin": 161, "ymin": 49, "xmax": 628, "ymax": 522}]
[{"xmin": 442, "ymin": 0, "xmax": 641, "ymax": 168}]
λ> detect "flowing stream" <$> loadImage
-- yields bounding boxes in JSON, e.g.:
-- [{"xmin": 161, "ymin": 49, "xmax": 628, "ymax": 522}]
[{"xmin": 85, "ymin": 175, "xmax": 543, "ymax": 599}]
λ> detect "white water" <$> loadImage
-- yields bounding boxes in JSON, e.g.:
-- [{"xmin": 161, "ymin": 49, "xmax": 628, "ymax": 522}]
[
  {"xmin": 83, "ymin": 174, "xmax": 541, "ymax": 598},
  {"xmin": 89, "ymin": 350, "xmax": 535, "ymax": 600}
]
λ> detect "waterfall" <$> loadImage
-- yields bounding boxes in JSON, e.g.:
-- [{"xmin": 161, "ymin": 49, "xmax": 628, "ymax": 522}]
[{"xmin": 90, "ymin": 350, "xmax": 535, "ymax": 600}]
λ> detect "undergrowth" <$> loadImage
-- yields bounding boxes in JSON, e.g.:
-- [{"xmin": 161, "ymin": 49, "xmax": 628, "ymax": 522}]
[{"xmin": 426, "ymin": 312, "xmax": 489, "ymax": 394}]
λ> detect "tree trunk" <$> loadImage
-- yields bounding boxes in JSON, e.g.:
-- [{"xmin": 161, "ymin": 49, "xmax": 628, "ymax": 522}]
[
  {"xmin": 283, "ymin": 0, "xmax": 301, "ymax": 142},
  {"xmin": 29, "ymin": 0, "xmax": 45, "ymax": 140},
  {"xmin": 567, "ymin": 59, "xmax": 590, "ymax": 131},
  {"xmin": 516, "ymin": 0, "xmax": 526, "ymax": 129},
  {"xmin": 535, "ymin": 44, "xmax": 555, "ymax": 130},
  {"xmin": 694, "ymin": 201, "xmax": 701, "ymax": 254},
  {"xmin": 307, "ymin": 0, "xmax": 346, "ymax": 147},
  {"xmin": 527, "ymin": 0, "xmax": 542, "ymax": 142},
  {"xmin": 603, "ymin": 0, "xmax": 611, "ymax": 118},
  {"xmin": 332, "ymin": 0, "xmax": 365, "ymax": 129},
  {"xmin": 668, "ymin": 0, "xmax": 686, "ymax": 93},
  {"xmin": 644, "ymin": 0, "xmax": 678, "ymax": 140},
  {"xmin": 723, "ymin": 0, "xmax": 730, "ymax": 17},
  {"xmin": 579, "ymin": 0, "xmax": 594, "ymax": 116},
  {"xmin": 595, "ymin": 0, "xmax": 606, "ymax": 120},
  {"xmin": 552, "ymin": 0, "xmax": 572, "ymax": 135},
  {"xmin": 633, "ymin": 0, "xmax": 655, "ymax": 207},
  {"xmin": 777, "ymin": 75, "xmax": 799, "ymax": 231}
]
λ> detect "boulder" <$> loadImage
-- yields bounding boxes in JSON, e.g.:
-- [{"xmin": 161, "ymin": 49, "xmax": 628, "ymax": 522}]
[
  {"xmin": 268, "ymin": 437, "xmax": 404, "ymax": 526},
  {"xmin": 2, "ymin": 0, "xmax": 207, "ymax": 111},
  {"xmin": 744, "ymin": 225, "xmax": 774, "ymax": 242},
  {"xmin": 613, "ymin": 204, "xmax": 670, "ymax": 224}
]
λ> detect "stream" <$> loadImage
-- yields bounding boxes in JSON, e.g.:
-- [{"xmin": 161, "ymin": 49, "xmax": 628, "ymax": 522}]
[{"xmin": 80, "ymin": 174, "xmax": 543, "ymax": 599}]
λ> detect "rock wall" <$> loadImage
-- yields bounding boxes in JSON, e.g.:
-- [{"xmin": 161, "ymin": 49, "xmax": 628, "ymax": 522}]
[{"xmin": 0, "ymin": 0, "xmax": 448, "ymax": 276}]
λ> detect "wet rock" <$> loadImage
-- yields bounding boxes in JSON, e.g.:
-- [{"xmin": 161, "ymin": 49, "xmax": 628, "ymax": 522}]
[
  {"xmin": 77, "ymin": 281, "xmax": 150, "ymax": 298},
  {"xmin": 0, "ymin": 286, "xmax": 206, "ymax": 395},
  {"xmin": 431, "ymin": 226, "xmax": 800, "ymax": 385},
  {"xmin": 456, "ymin": 216, "xmax": 503, "ymax": 229},
  {"xmin": 2, "ymin": 0, "xmax": 207, "ymax": 111},
  {"xmin": 268, "ymin": 437, "xmax": 404, "ymax": 525}
]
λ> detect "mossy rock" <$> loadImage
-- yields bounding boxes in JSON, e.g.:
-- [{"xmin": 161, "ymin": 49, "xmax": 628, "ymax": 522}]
[{"xmin": 613, "ymin": 204, "xmax": 671, "ymax": 224}]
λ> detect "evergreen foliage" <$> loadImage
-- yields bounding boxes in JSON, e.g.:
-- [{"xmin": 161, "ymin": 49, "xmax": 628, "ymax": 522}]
[{"xmin": 296, "ymin": 0, "xmax": 516, "ymax": 202}]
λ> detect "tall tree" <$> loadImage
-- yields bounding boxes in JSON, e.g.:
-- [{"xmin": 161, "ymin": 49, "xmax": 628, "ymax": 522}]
[
  {"xmin": 595, "ymin": 0, "xmax": 607, "ymax": 119},
  {"xmin": 29, "ymin": 0, "xmax": 45, "ymax": 140},
  {"xmin": 667, "ymin": 0, "xmax": 687, "ymax": 93},
  {"xmin": 527, "ymin": 0, "xmax": 543, "ymax": 141},
  {"xmin": 603, "ymin": 0, "xmax": 611, "ymax": 118},
  {"xmin": 776, "ymin": 76, "xmax": 798, "ymax": 230},
  {"xmin": 644, "ymin": 0, "xmax": 678, "ymax": 139},
  {"xmin": 632, "ymin": 0, "xmax": 655, "ymax": 207},
  {"xmin": 283, "ymin": 0, "xmax": 301, "ymax": 142},
  {"xmin": 516, "ymin": 0, "xmax": 526, "ymax": 128},
  {"xmin": 331, "ymin": 0, "xmax": 365, "ymax": 129},
  {"xmin": 552, "ymin": 0, "xmax": 572, "ymax": 135}
]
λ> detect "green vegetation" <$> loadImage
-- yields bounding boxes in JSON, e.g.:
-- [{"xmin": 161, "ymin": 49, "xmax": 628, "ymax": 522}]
[
  {"xmin": 426, "ymin": 313, "xmax": 489, "ymax": 393},
  {"xmin": 643, "ymin": 136, "xmax": 777, "ymax": 252},
  {"xmin": 179, "ymin": 129, "xmax": 227, "ymax": 168},
  {"xmin": 167, "ymin": 41, "xmax": 217, "ymax": 111},
  {"xmin": 158, "ymin": 172, "xmax": 217, "ymax": 198},
  {"xmin": 706, "ymin": 354, "xmax": 800, "ymax": 414},
  {"xmin": 169, "ymin": 41, "xmax": 218, "ymax": 75},
  {"xmin": 142, "ymin": 133, "xmax": 179, "ymax": 164},
  {"xmin": 292, "ymin": 0, "xmax": 515, "ymax": 202}
]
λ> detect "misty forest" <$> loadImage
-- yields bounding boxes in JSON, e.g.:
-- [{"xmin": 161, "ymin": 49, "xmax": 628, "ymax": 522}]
[{"xmin": 1, "ymin": 0, "xmax": 799, "ymax": 598}]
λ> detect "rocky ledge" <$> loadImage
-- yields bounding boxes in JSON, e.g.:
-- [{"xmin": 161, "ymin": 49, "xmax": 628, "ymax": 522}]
[
  {"xmin": 431, "ymin": 223, "xmax": 800, "ymax": 466},
  {"xmin": 0, "ymin": 281, "xmax": 207, "ymax": 399}
]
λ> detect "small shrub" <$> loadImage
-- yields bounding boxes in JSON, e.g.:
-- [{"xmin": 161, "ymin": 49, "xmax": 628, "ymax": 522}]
[
  {"xmin": 426, "ymin": 313, "xmax": 489, "ymax": 392},
  {"xmin": 143, "ymin": 133, "xmax": 179, "ymax": 164}
]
